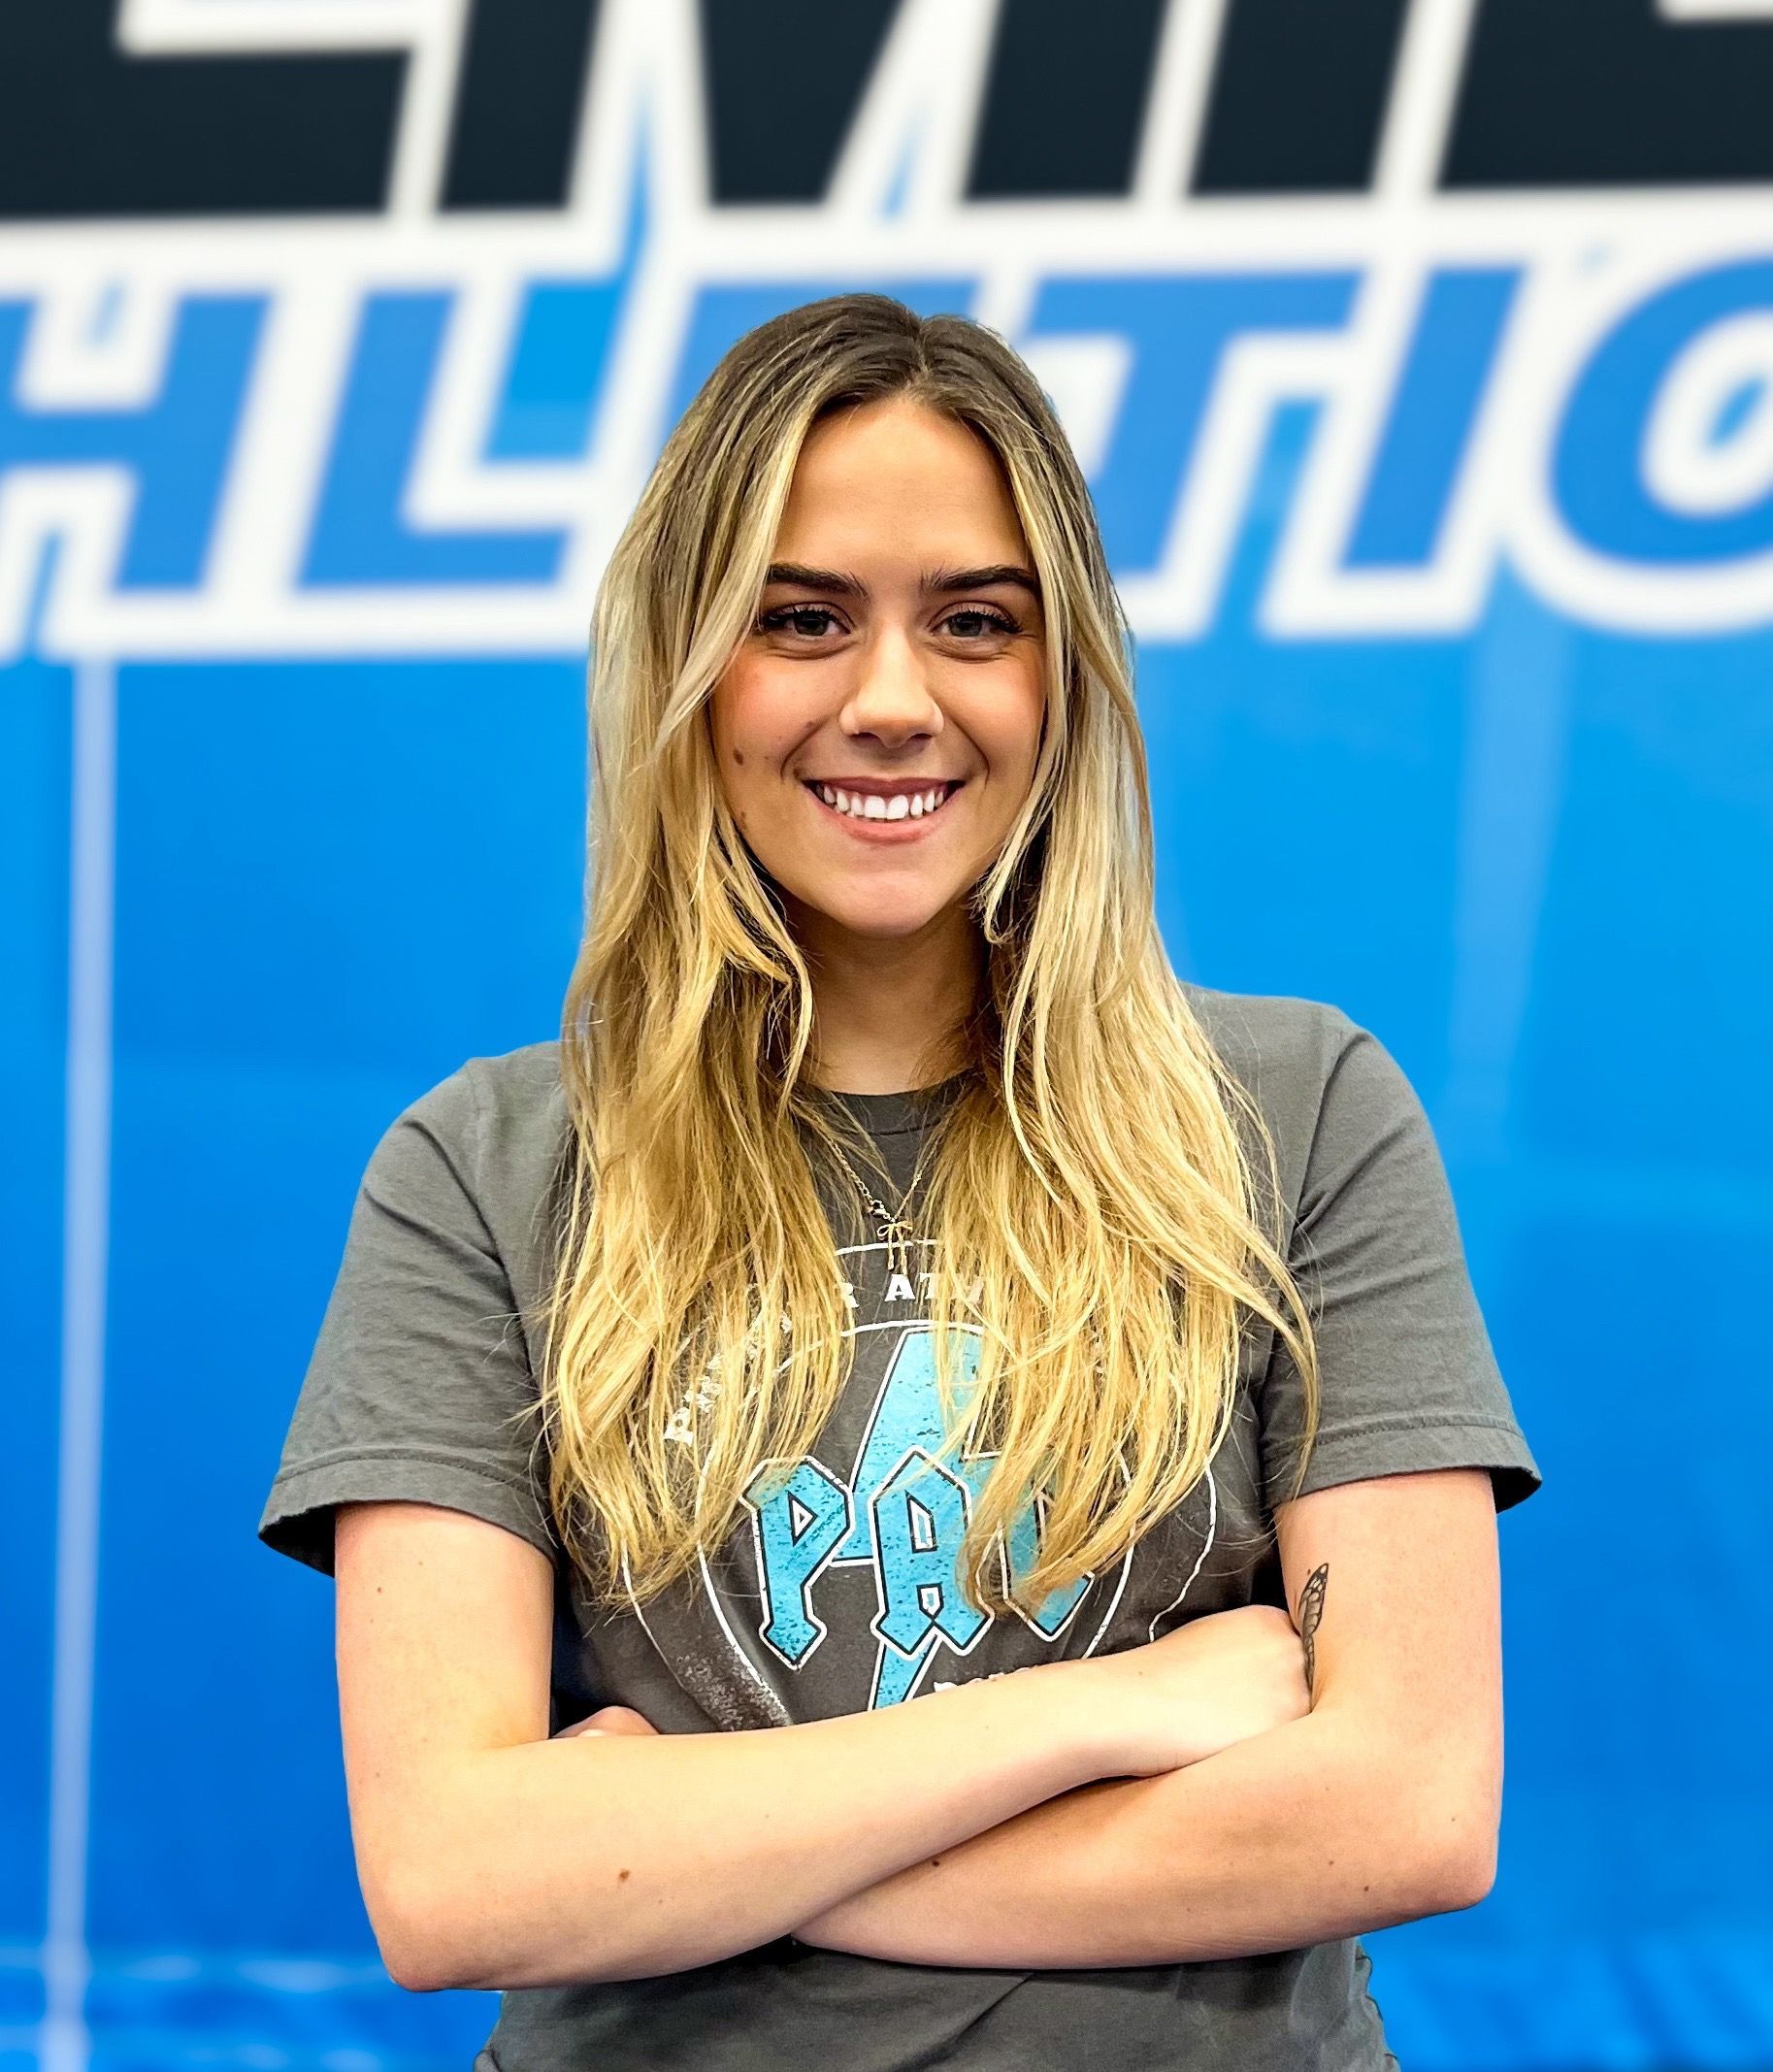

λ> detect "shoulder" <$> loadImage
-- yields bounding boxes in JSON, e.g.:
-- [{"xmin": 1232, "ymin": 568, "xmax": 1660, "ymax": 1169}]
[
  {"xmin": 1178, "ymin": 978, "xmax": 1363, "ymax": 1108},
  {"xmin": 385, "ymin": 1038, "xmax": 571, "ymax": 1307},
  {"xmin": 460, "ymin": 1037, "xmax": 570, "ymax": 1159},
  {"xmin": 1177, "ymin": 981, "xmax": 1418, "ymax": 1209},
  {"xmin": 382, "ymin": 1038, "xmax": 564, "ymax": 1166}
]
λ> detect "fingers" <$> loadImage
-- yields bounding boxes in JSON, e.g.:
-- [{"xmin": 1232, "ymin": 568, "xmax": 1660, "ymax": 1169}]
[{"xmin": 555, "ymin": 1703, "xmax": 662, "ymax": 1739}]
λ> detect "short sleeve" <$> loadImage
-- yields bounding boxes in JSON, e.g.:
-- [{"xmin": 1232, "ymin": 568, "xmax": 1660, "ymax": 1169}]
[
  {"xmin": 257, "ymin": 1062, "xmax": 560, "ymax": 1578},
  {"xmin": 1256, "ymin": 1013, "xmax": 1543, "ymax": 1516}
]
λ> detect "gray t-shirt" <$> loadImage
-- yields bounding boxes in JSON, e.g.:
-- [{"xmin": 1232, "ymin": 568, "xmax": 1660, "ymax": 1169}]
[{"xmin": 259, "ymin": 982, "xmax": 1542, "ymax": 2071}]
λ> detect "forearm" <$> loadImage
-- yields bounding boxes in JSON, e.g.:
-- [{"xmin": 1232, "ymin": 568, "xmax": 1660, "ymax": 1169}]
[
  {"xmin": 793, "ymin": 1706, "xmax": 1475, "ymax": 1968},
  {"xmin": 398, "ymin": 1661, "xmax": 1103, "ymax": 1991}
]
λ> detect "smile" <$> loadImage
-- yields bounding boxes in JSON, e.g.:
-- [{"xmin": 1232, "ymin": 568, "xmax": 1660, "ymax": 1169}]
[{"xmin": 803, "ymin": 780, "xmax": 965, "ymax": 839}]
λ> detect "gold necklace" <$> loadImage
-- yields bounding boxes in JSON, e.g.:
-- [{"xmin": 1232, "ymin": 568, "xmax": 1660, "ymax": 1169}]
[{"xmin": 827, "ymin": 1140, "xmax": 920, "ymax": 1281}]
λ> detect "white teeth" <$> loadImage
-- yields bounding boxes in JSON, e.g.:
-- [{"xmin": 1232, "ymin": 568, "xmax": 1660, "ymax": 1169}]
[{"xmin": 815, "ymin": 783, "xmax": 952, "ymax": 821}]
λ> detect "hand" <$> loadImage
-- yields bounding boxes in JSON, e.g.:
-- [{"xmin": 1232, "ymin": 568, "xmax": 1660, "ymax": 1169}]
[
  {"xmin": 553, "ymin": 1704, "xmax": 662, "ymax": 1740},
  {"xmin": 1077, "ymin": 1603, "xmax": 1311, "ymax": 1778}
]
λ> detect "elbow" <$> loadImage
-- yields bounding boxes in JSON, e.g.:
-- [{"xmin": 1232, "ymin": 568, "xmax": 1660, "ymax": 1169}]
[
  {"xmin": 385, "ymin": 1951, "xmax": 445, "ymax": 1996},
  {"xmin": 1417, "ymin": 1844, "xmax": 1496, "ymax": 1918},
  {"xmin": 1432, "ymin": 1826, "xmax": 1499, "ymax": 1914},
  {"xmin": 1403, "ymin": 1797, "xmax": 1499, "ymax": 1917},
  {"xmin": 368, "ymin": 1868, "xmax": 472, "ymax": 1995},
  {"xmin": 1392, "ymin": 1738, "xmax": 1502, "ymax": 1917},
  {"xmin": 373, "ymin": 1869, "xmax": 637, "ymax": 1995},
  {"xmin": 382, "ymin": 1929, "xmax": 455, "ymax": 1997}
]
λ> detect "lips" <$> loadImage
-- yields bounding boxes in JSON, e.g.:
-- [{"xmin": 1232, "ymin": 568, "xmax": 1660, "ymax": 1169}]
[{"xmin": 803, "ymin": 778, "xmax": 965, "ymax": 837}]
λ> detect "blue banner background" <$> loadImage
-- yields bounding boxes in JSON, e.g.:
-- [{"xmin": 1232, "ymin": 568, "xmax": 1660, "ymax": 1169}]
[{"xmin": 7, "ymin": 87, "xmax": 1773, "ymax": 2072}]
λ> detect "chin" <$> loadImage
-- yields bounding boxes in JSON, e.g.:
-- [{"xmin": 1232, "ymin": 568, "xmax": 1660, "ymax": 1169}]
[{"xmin": 797, "ymin": 892, "xmax": 958, "ymax": 939}]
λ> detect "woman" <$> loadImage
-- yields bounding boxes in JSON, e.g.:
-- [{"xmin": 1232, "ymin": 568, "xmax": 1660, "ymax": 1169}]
[{"xmin": 259, "ymin": 291, "xmax": 1542, "ymax": 2070}]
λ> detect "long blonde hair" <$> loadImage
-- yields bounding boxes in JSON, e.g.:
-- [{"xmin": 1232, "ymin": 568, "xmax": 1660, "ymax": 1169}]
[{"xmin": 534, "ymin": 291, "xmax": 1320, "ymax": 1620}]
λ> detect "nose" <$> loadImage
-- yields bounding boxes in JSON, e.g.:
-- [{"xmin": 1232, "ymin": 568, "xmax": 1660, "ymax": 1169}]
[{"xmin": 844, "ymin": 621, "xmax": 940, "ymax": 744}]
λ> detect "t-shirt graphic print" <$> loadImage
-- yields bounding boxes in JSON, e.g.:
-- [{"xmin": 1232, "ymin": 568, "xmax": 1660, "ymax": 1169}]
[{"xmin": 610, "ymin": 1203, "xmax": 1237, "ymax": 1731}]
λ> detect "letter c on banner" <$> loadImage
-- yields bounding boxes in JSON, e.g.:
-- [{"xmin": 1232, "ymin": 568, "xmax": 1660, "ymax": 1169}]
[{"xmin": 1552, "ymin": 259, "xmax": 1773, "ymax": 567}]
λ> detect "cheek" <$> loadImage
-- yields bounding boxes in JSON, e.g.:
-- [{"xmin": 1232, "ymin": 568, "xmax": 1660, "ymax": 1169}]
[
  {"xmin": 709, "ymin": 667, "xmax": 799, "ymax": 839},
  {"xmin": 978, "ymin": 672, "xmax": 1046, "ymax": 777},
  {"xmin": 713, "ymin": 657, "xmax": 801, "ymax": 767},
  {"xmin": 708, "ymin": 678, "xmax": 764, "ymax": 806}
]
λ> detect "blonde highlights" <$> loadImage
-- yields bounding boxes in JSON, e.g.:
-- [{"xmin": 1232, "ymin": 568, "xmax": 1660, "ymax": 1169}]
[{"xmin": 533, "ymin": 292, "xmax": 1321, "ymax": 1619}]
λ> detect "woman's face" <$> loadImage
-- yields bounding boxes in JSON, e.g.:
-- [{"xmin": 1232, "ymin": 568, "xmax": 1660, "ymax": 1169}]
[{"xmin": 708, "ymin": 396, "xmax": 1047, "ymax": 949}]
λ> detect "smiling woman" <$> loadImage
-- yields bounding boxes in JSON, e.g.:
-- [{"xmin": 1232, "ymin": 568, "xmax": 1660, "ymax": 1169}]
[{"xmin": 258, "ymin": 290, "xmax": 1543, "ymax": 2072}]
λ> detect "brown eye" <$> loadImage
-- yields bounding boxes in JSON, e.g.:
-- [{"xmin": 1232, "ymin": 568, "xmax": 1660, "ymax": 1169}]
[
  {"xmin": 756, "ymin": 605, "xmax": 843, "ymax": 639},
  {"xmin": 942, "ymin": 606, "xmax": 1019, "ymax": 639}
]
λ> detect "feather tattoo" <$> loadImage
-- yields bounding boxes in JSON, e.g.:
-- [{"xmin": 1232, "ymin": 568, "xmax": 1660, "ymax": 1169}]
[{"xmin": 1297, "ymin": 1562, "xmax": 1329, "ymax": 1697}]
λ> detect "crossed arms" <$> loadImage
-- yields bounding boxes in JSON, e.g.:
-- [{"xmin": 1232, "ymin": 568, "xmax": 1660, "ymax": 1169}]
[
  {"xmin": 787, "ymin": 1464, "xmax": 1503, "ymax": 1968},
  {"xmin": 331, "ymin": 1463, "xmax": 1502, "ymax": 1986}
]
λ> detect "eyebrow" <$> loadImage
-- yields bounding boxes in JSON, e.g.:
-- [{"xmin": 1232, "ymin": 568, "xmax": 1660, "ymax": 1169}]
[{"xmin": 763, "ymin": 561, "xmax": 1042, "ymax": 602}]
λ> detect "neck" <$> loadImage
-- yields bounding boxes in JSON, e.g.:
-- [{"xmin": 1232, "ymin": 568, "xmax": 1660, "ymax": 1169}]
[{"xmin": 792, "ymin": 902, "xmax": 982, "ymax": 1095}]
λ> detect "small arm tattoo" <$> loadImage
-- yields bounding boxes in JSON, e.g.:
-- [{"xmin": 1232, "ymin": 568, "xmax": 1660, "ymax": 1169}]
[{"xmin": 1297, "ymin": 1562, "xmax": 1329, "ymax": 1696}]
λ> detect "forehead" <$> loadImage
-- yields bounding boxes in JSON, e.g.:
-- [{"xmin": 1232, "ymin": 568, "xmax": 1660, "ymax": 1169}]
[{"xmin": 772, "ymin": 398, "xmax": 1028, "ymax": 562}]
